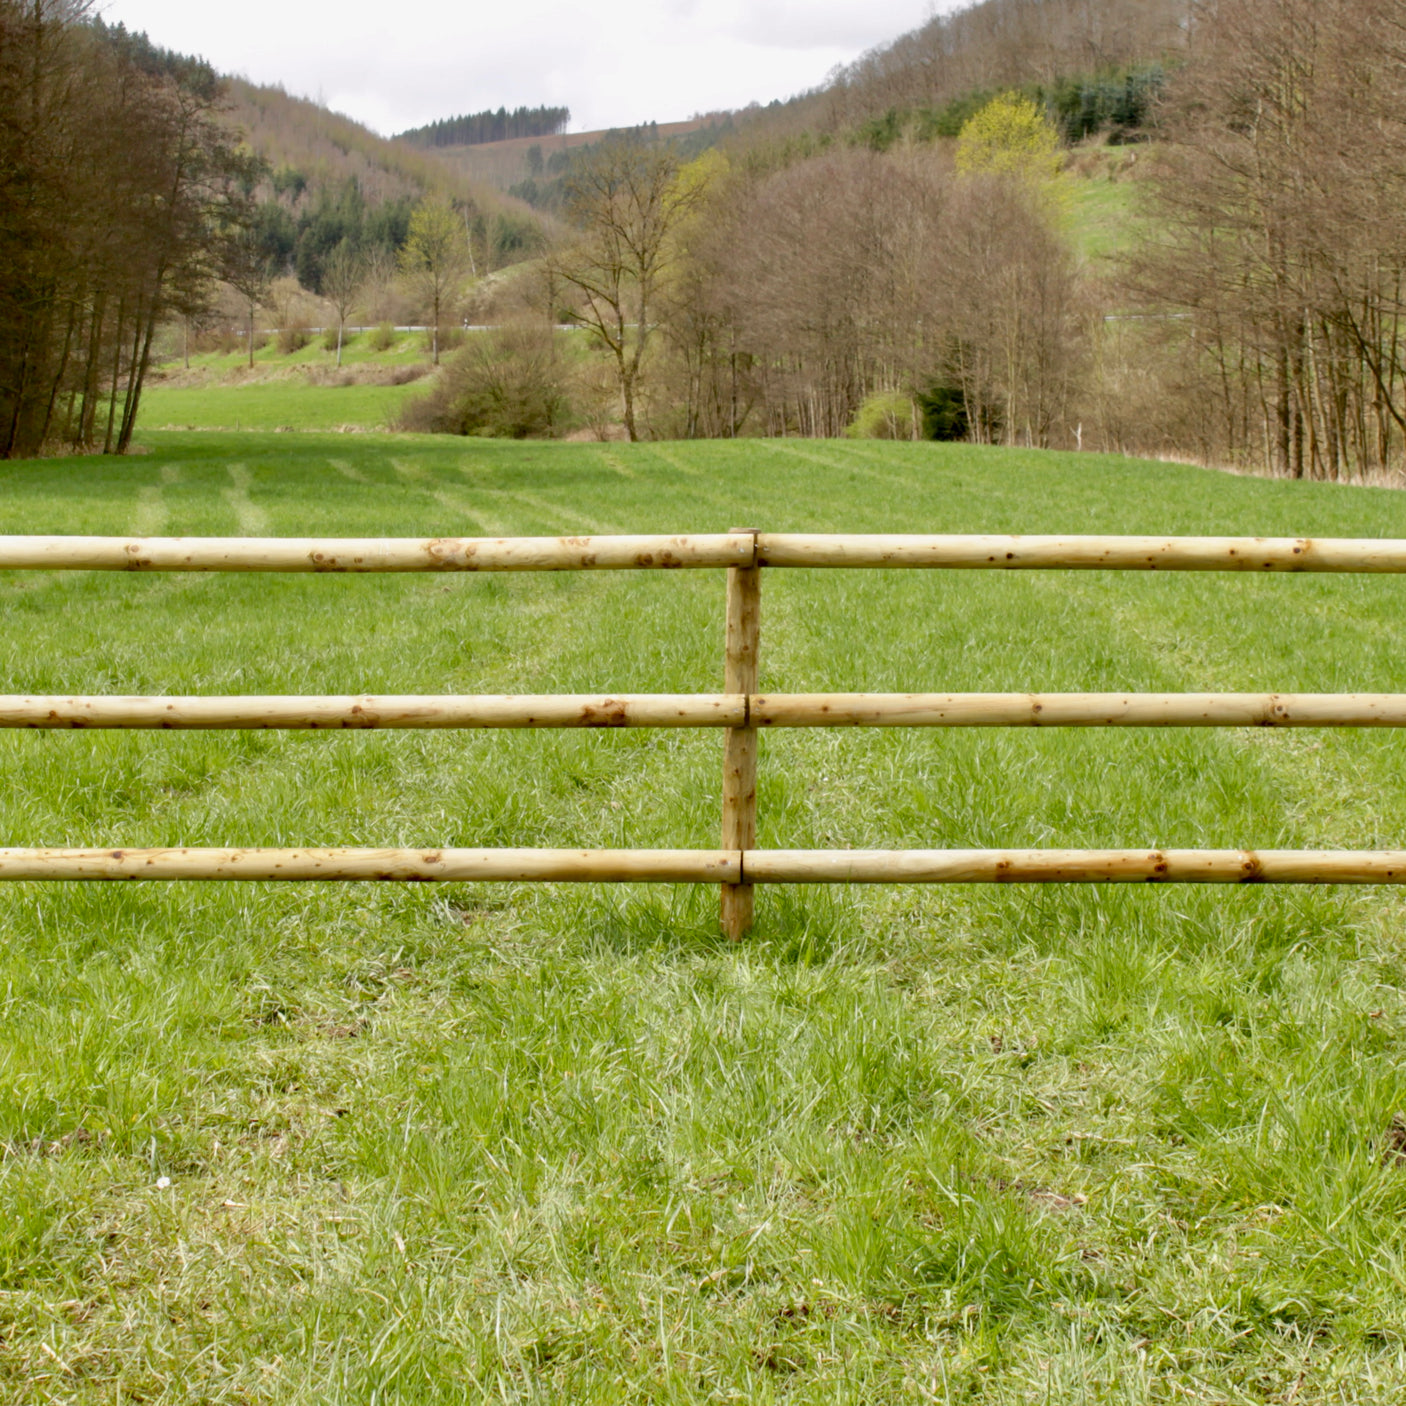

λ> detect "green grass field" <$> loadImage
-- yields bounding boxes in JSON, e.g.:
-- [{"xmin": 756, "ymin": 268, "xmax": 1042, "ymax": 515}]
[
  {"xmin": 139, "ymin": 330, "xmax": 440, "ymax": 432},
  {"xmin": 138, "ymin": 379, "xmax": 423, "ymax": 432},
  {"xmin": 5, "ymin": 432, "xmax": 1406, "ymax": 1402}
]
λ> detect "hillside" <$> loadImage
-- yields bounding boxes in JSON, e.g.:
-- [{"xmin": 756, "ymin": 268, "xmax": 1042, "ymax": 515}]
[
  {"xmin": 392, "ymin": 0, "xmax": 1190, "ymax": 212},
  {"xmin": 219, "ymin": 77, "xmax": 558, "ymax": 296},
  {"xmin": 731, "ymin": 0, "xmax": 1190, "ymax": 150},
  {"xmin": 414, "ymin": 117, "xmax": 728, "ymax": 196},
  {"xmin": 225, "ymin": 78, "xmax": 534, "ymax": 214}
]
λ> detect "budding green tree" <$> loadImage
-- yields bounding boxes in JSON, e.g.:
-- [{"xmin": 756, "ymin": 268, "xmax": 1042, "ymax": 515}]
[
  {"xmin": 955, "ymin": 94, "xmax": 1063, "ymax": 186},
  {"xmin": 399, "ymin": 197, "xmax": 472, "ymax": 365}
]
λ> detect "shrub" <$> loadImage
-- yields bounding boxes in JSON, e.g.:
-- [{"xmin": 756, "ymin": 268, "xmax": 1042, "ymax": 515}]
[
  {"xmin": 845, "ymin": 391, "xmax": 920, "ymax": 440},
  {"xmin": 427, "ymin": 326, "xmax": 466, "ymax": 355},
  {"xmin": 367, "ymin": 322, "xmax": 397, "ymax": 352},
  {"xmin": 277, "ymin": 325, "xmax": 311, "ymax": 354},
  {"xmin": 400, "ymin": 323, "xmax": 572, "ymax": 439}
]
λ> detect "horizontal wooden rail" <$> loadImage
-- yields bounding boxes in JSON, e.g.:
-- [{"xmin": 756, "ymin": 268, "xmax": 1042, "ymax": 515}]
[
  {"xmin": 0, "ymin": 694, "xmax": 746, "ymax": 729},
  {"xmin": 8, "ymin": 529, "xmax": 1406, "ymax": 929},
  {"xmin": 743, "ymin": 850, "xmax": 1406, "ymax": 883},
  {"xmin": 2, "ymin": 848, "xmax": 1405, "ymax": 884},
  {"xmin": 7, "ymin": 693, "xmax": 1406, "ymax": 729},
  {"xmin": 7, "ymin": 533, "xmax": 1406, "ymax": 573},
  {"xmin": 753, "ymin": 693, "xmax": 1406, "ymax": 727},
  {"xmin": 757, "ymin": 534, "xmax": 1406, "ymax": 571},
  {"xmin": 0, "ymin": 534, "xmax": 754, "ymax": 573},
  {"xmin": 0, "ymin": 848, "xmax": 741, "ymax": 882}
]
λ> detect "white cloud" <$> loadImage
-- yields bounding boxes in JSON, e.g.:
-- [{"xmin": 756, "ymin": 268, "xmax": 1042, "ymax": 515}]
[{"xmin": 99, "ymin": 0, "xmax": 939, "ymax": 134}]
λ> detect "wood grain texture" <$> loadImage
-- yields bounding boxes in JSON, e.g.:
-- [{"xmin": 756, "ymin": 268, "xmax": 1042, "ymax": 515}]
[
  {"xmin": 756, "ymin": 534, "xmax": 1406, "ymax": 572},
  {"xmin": 0, "ymin": 694, "xmax": 746, "ymax": 729},
  {"xmin": 0, "ymin": 534, "xmax": 754, "ymax": 572},
  {"xmin": 721, "ymin": 531, "xmax": 761, "ymax": 939},
  {"xmin": 6, "ymin": 693, "xmax": 1406, "ymax": 730},
  {"xmin": 749, "ymin": 693, "xmax": 1406, "ymax": 727},
  {"xmin": 3, "ymin": 848, "xmax": 1404, "ymax": 884},
  {"xmin": 0, "ymin": 848, "xmax": 742, "ymax": 882},
  {"xmin": 744, "ymin": 850, "xmax": 1406, "ymax": 883}
]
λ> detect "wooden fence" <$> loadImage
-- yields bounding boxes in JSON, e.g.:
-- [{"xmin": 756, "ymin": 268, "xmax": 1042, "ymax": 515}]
[{"xmin": 6, "ymin": 529, "xmax": 1406, "ymax": 938}]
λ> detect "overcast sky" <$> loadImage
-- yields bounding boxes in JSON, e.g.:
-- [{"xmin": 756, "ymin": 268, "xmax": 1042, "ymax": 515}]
[{"xmin": 98, "ymin": 1, "xmax": 941, "ymax": 136}]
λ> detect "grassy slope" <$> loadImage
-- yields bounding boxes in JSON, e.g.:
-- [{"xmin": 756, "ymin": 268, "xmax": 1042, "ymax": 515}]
[
  {"xmin": 4, "ymin": 434, "xmax": 1406, "ymax": 1401},
  {"xmin": 140, "ymin": 333, "xmax": 437, "ymax": 432},
  {"xmin": 1063, "ymin": 167, "xmax": 1142, "ymax": 263}
]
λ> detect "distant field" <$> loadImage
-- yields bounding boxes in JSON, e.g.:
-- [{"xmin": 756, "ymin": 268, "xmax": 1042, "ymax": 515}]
[
  {"xmin": 1058, "ymin": 147, "xmax": 1146, "ymax": 263},
  {"xmin": 1064, "ymin": 171, "xmax": 1142, "ymax": 262},
  {"xmin": 4, "ymin": 433, "xmax": 1406, "ymax": 1402},
  {"xmin": 138, "ymin": 380, "xmax": 422, "ymax": 431},
  {"xmin": 141, "ymin": 330, "xmax": 439, "ymax": 430}
]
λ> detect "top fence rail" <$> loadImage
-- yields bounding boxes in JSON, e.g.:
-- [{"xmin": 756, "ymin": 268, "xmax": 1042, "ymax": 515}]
[{"xmin": 6, "ymin": 533, "xmax": 1406, "ymax": 573}]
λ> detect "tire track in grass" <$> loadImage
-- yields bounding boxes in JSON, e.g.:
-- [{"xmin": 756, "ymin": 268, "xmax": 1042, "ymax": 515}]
[
  {"xmin": 327, "ymin": 458, "xmax": 369, "ymax": 485},
  {"xmin": 390, "ymin": 456, "xmax": 429, "ymax": 485},
  {"xmin": 424, "ymin": 485, "xmax": 508, "ymax": 536},
  {"xmin": 829, "ymin": 439, "xmax": 934, "ymax": 488},
  {"xmin": 1056, "ymin": 571, "xmax": 1406, "ymax": 853},
  {"xmin": 472, "ymin": 486, "xmax": 627, "ymax": 536},
  {"xmin": 222, "ymin": 465, "xmax": 268, "ymax": 534},
  {"xmin": 132, "ymin": 485, "xmax": 169, "ymax": 537},
  {"xmin": 788, "ymin": 440, "xmax": 939, "ymax": 516},
  {"xmin": 632, "ymin": 446, "xmax": 739, "ymax": 521},
  {"xmin": 766, "ymin": 440, "xmax": 944, "ymax": 529},
  {"xmin": 592, "ymin": 446, "xmax": 636, "ymax": 479},
  {"xmin": 383, "ymin": 461, "xmax": 510, "ymax": 534},
  {"xmin": 637, "ymin": 444, "xmax": 705, "ymax": 477}
]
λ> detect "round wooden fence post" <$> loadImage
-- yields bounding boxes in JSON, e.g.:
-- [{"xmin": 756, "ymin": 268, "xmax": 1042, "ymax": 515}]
[{"xmin": 721, "ymin": 529, "xmax": 761, "ymax": 939}]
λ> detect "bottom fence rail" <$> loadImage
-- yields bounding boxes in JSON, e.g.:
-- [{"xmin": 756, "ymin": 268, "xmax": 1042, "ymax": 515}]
[{"xmin": 2, "ymin": 847, "xmax": 1406, "ymax": 883}]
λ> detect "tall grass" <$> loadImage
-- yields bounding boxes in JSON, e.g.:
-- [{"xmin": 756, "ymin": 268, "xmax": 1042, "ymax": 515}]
[{"xmin": 3, "ymin": 433, "xmax": 1406, "ymax": 1401}]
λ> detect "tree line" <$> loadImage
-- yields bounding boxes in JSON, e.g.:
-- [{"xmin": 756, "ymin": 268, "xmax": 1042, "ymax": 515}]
[
  {"xmin": 396, "ymin": 106, "xmax": 571, "ymax": 149},
  {"xmin": 242, "ymin": 178, "xmax": 544, "ymax": 301},
  {"xmin": 413, "ymin": 102, "xmax": 1082, "ymax": 447},
  {"xmin": 507, "ymin": 122, "xmax": 729, "ymax": 214},
  {"xmin": 853, "ymin": 63, "xmax": 1165, "ymax": 153},
  {"xmin": 0, "ymin": 2, "xmax": 253, "ymax": 457},
  {"xmin": 820, "ymin": 0, "xmax": 1188, "ymax": 134},
  {"xmin": 1131, "ymin": 0, "xmax": 1406, "ymax": 480}
]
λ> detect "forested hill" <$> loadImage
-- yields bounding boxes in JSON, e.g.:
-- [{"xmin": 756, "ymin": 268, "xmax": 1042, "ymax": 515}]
[
  {"xmin": 396, "ymin": 106, "xmax": 571, "ymax": 149},
  {"xmin": 222, "ymin": 78, "xmax": 552, "ymax": 294},
  {"xmin": 735, "ymin": 0, "xmax": 1190, "ymax": 148},
  {"xmin": 226, "ymin": 79, "xmax": 495, "ymax": 206}
]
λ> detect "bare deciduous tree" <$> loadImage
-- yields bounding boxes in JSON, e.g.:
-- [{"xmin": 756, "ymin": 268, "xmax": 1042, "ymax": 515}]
[
  {"xmin": 1131, "ymin": 0, "xmax": 1406, "ymax": 479},
  {"xmin": 321, "ymin": 240, "xmax": 365, "ymax": 367},
  {"xmin": 0, "ymin": 1, "xmax": 254, "ymax": 455},
  {"xmin": 549, "ymin": 136, "xmax": 706, "ymax": 442}
]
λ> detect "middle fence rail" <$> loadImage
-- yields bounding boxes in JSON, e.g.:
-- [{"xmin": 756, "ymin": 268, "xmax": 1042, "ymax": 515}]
[{"xmin": 5, "ymin": 529, "xmax": 1406, "ymax": 937}]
